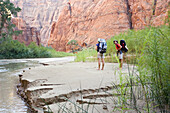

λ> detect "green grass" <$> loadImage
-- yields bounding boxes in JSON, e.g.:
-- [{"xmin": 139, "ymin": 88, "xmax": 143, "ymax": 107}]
[
  {"xmin": 0, "ymin": 38, "xmax": 74, "ymax": 59},
  {"xmin": 75, "ymin": 48, "xmax": 97, "ymax": 62},
  {"xmin": 48, "ymin": 49, "xmax": 74, "ymax": 57},
  {"xmin": 110, "ymin": 26, "xmax": 170, "ymax": 112},
  {"xmin": 137, "ymin": 27, "xmax": 170, "ymax": 110},
  {"xmin": 106, "ymin": 26, "xmax": 168, "ymax": 54}
]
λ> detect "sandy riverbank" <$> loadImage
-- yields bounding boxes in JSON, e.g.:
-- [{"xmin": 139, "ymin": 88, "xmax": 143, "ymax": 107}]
[{"xmin": 17, "ymin": 57, "xmax": 135, "ymax": 113}]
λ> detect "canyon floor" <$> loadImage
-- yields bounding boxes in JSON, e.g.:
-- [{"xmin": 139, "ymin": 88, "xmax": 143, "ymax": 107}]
[{"xmin": 18, "ymin": 57, "xmax": 137, "ymax": 113}]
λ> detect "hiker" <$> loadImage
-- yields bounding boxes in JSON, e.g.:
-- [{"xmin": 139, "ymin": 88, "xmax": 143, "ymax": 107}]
[
  {"xmin": 113, "ymin": 40, "xmax": 123, "ymax": 69},
  {"xmin": 120, "ymin": 39, "xmax": 128, "ymax": 61},
  {"xmin": 96, "ymin": 38, "xmax": 107, "ymax": 70}
]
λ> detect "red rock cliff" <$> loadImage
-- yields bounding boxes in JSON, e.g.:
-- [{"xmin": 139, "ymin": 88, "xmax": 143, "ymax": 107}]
[
  {"xmin": 11, "ymin": 0, "xmax": 169, "ymax": 51},
  {"xmin": 48, "ymin": 0, "xmax": 169, "ymax": 51},
  {"xmin": 11, "ymin": 0, "xmax": 67, "ymax": 46},
  {"xmin": 12, "ymin": 18, "xmax": 40, "ymax": 46}
]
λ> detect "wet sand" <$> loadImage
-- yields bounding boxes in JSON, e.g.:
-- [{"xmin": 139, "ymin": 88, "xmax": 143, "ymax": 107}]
[{"xmin": 17, "ymin": 57, "xmax": 134, "ymax": 113}]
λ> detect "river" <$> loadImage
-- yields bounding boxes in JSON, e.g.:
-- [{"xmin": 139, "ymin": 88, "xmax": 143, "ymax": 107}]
[
  {"xmin": 0, "ymin": 59, "xmax": 40, "ymax": 113},
  {"xmin": 0, "ymin": 57, "xmax": 75, "ymax": 113}
]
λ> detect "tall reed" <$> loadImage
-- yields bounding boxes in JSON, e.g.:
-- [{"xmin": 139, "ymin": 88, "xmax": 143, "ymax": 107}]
[{"xmin": 137, "ymin": 27, "xmax": 170, "ymax": 112}]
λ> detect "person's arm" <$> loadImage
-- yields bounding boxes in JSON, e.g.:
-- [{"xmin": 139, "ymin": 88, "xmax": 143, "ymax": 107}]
[
  {"xmin": 96, "ymin": 44, "xmax": 98, "ymax": 51},
  {"xmin": 119, "ymin": 45, "xmax": 122, "ymax": 50},
  {"xmin": 117, "ymin": 44, "xmax": 122, "ymax": 51},
  {"xmin": 95, "ymin": 45, "xmax": 97, "ymax": 51}
]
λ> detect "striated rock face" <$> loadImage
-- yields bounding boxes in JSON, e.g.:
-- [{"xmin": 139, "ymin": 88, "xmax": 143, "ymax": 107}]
[
  {"xmin": 131, "ymin": 0, "xmax": 169, "ymax": 29},
  {"xmin": 11, "ymin": 0, "xmax": 169, "ymax": 51},
  {"xmin": 48, "ymin": 0, "xmax": 169, "ymax": 51},
  {"xmin": 12, "ymin": 18, "xmax": 40, "ymax": 46},
  {"xmin": 48, "ymin": 0, "xmax": 129, "ymax": 51},
  {"xmin": 11, "ymin": 0, "xmax": 68, "ymax": 46}
]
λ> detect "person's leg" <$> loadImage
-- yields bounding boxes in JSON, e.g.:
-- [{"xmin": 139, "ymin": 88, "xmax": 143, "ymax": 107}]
[
  {"xmin": 98, "ymin": 58, "xmax": 100, "ymax": 70},
  {"xmin": 119, "ymin": 52, "xmax": 123, "ymax": 69},
  {"xmin": 123, "ymin": 52, "xmax": 126, "ymax": 62},
  {"xmin": 97, "ymin": 52, "xmax": 101, "ymax": 70},
  {"xmin": 119, "ymin": 59, "xmax": 122, "ymax": 68},
  {"xmin": 101, "ymin": 53, "xmax": 105, "ymax": 70},
  {"xmin": 121, "ymin": 53, "xmax": 123, "ymax": 68},
  {"xmin": 101, "ymin": 57, "xmax": 105, "ymax": 70}
]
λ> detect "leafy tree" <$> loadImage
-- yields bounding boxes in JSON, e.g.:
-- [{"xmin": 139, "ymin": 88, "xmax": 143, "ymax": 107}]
[
  {"xmin": 67, "ymin": 39, "xmax": 79, "ymax": 53},
  {"xmin": 67, "ymin": 39, "xmax": 78, "ymax": 46},
  {"xmin": 0, "ymin": 0, "xmax": 21, "ymax": 39}
]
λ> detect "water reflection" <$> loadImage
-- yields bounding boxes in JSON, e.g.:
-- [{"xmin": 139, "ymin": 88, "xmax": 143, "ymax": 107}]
[
  {"xmin": 0, "ymin": 60, "xmax": 39, "ymax": 113},
  {"xmin": 0, "ymin": 67, "xmax": 8, "ymax": 73}
]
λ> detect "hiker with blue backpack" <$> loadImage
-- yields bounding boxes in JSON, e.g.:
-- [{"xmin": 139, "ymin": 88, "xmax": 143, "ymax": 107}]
[
  {"xmin": 113, "ymin": 40, "xmax": 128, "ymax": 69},
  {"xmin": 96, "ymin": 38, "xmax": 107, "ymax": 70}
]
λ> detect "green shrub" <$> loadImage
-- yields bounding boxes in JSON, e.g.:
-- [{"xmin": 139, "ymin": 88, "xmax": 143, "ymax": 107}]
[
  {"xmin": 0, "ymin": 39, "xmax": 73, "ymax": 59},
  {"xmin": 75, "ymin": 48, "xmax": 97, "ymax": 62},
  {"xmin": 27, "ymin": 42, "xmax": 51, "ymax": 58},
  {"xmin": 48, "ymin": 49, "xmax": 74, "ymax": 57},
  {"xmin": 0, "ymin": 38, "xmax": 29, "ymax": 58}
]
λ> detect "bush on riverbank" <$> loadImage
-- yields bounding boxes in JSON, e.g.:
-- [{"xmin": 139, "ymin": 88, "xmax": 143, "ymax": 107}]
[
  {"xmin": 0, "ymin": 38, "xmax": 73, "ymax": 59},
  {"xmin": 75, "ymin": 48, "xmax": 97, "ymax": 62}
]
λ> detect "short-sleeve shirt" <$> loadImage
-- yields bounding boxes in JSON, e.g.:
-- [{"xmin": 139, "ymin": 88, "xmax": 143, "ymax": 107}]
[
  {"xmin": 96, "ymin": 43, "xmax": 99, "ymax": 52},
  {"xmin": 115, "ymin": 43, "xmax": 121, "ymax": 50}
]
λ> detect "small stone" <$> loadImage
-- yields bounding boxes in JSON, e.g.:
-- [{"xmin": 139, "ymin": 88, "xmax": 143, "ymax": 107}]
[
  {"xmin": 43, "ymin": 107, "xmax": 47, "ymax": 110},
  {"xmin": 103, "ymin": 105, "xmax": 108, "ymax": 110},
  {"xmin": 19, "ymin": 74, "xmax": 23, "ymax": 77}
]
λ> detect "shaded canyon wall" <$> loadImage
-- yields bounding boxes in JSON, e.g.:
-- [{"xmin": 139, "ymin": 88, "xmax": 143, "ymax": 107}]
[
  {"xmin": 12, "ymin": 18, "xmax": 40, "ymax": 46},
  {"xmin": 11, "ymin": 0, "xmax": 68, "ymax": 46}
]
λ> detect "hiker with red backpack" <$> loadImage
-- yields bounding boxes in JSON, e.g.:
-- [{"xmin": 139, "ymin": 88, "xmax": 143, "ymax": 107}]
[
  {"xmin": 113, "ymin": 40, "xmax": 128, "ymax": 69},
  {"xmin": 96, "ymin": 38, "xmax": 107, "ymax": 70}
]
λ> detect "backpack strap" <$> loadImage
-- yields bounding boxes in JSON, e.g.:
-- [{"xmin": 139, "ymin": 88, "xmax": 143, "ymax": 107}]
[
  {"xmin": 116, "ymin": 43, "xmax": 120, "ymax": 49},
  {"xmin": 97, "ymin": 43, "xmax": 99, "ymax": 52}
]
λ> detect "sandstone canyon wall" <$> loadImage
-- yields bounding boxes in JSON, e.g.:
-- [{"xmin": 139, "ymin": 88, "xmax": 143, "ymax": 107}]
[
  {"xmin": 11, "ymin": 0, "xmax": 169, "ymax": 51},
  {"xmin": 12, "ymin": 18, "xmax": 40, "ymax": 46},
  {"xmin": 48, "ymin": 0, "xmax": 169, "ymax": 51},
  {"xmin": 11, "ymin": 0, "xmax": 68, "ymax": 46}
]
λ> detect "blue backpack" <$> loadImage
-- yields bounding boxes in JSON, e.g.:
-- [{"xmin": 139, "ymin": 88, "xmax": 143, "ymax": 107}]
[{"xmin": 99, "ymin": 39, "xmax": 107, "ymax": 53}]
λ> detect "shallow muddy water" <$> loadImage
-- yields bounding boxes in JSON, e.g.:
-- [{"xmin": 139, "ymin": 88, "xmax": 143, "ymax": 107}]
[{"xmin": 0, "ymin": 59, "xmax": 39, "ymax": 113}]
